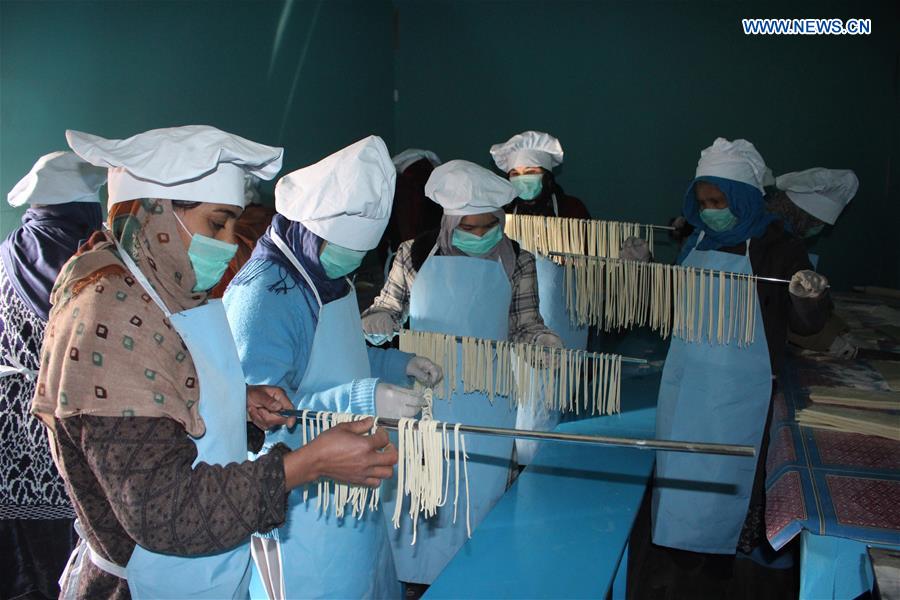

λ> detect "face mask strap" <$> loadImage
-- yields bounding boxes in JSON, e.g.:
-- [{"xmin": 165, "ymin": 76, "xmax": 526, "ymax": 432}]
[{"xmin": 172, "ymin": 210, "xmax": 194, "ymax": 238}]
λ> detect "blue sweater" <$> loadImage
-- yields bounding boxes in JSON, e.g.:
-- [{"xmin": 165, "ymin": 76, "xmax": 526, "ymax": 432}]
[{"xmin": 223, "ymin": 260, "xmax": 412, "ymax": 416}]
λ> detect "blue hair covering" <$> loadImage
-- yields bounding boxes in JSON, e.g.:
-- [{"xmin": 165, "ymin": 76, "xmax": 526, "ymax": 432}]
[
  {"xmin": 678, "ymin": 175, "xmax": 776, "ymax": 263},
  {"xmin": 0, "ymin": 202, "xmax": 103, "ymax": 320},
  {"xmin": 229, "ymin": 213, "xmax": 348, "ymax": 305}
]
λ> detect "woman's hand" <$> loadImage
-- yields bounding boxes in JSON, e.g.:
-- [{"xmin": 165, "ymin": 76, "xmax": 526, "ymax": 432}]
[
  {"xmin": 620, "ymin": 236, "xmax": 651, "ymax": 262},
  {"xmin": 246, "ymin": 385, "xmax": 296, "ymax": 430},
  {"xmin": 789, "ymin": 270, "xmax": 829, "ymax": 298},
  {"xmin": 375, "ymin": 383, "xmax": 427, "ymax": 419},
  {"xmin": 406, "ymin": 356, "xmax": 443, "ymax": 387},
  {"xmin": 283, "ymin": 418, "xmax": 398, "ymax": 489}
]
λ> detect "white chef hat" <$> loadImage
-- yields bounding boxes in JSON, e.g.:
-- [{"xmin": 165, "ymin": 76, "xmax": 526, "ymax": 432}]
[
  {"xmin": 7, "ymin": 151, "xmax": 107, "ymax": 208},
  {"xmin": 425, "ymin": 160, "xmax": 516, "ymax": 216},
  {"xmin": 489, "ymin": 131, "xmax": 564, "ymax": 173},
  {"xmin": 66, "ymin": 125, "xmax": 284, "ymax": 209},
  {"xmin": 275, "ymin": 135, "xmax": 395, "ymax": 251},
  {"xmin": 392, "ymin": 148, "xmax": 442, "ymax": 174},
  {"xmin": 695, "ymin": 137, "xmax": 767, "ymax": 193},
  {"xmin": 775, "ymin": 168, "xmax": 858, "ymax": 225}
]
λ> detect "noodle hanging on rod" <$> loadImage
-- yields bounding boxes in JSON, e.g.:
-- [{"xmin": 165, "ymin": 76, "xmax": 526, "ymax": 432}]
[
  {"xmin": 552, "ymin": 253, "xmax": 769, "ymax": 346},
  {"xmin": 399, "ymin": 330, "xmax": 628, "ymax": 416},
  {"xmin": 280, "ymin": 409, "xmax": 755, "ymax": 539},
  {"xmin": 291, "ymin": 409, "xmax": 471, "ymax": 542},
  {"xmin": 505, "ymin": 214, "xmax": 658, "ymax": 258}
]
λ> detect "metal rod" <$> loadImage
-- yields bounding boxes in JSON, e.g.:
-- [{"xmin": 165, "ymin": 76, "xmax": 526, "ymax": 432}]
[
  {"xmin": 547, "ymin": 251, "xmax": 795, "ymax": 285},
  {"xmin": 441, "ymin": 334, "xmax": 648, "ymax": 365},
  {"xmin": 280, "ymin": 410, "xmax": 755, "ymax": 458}
]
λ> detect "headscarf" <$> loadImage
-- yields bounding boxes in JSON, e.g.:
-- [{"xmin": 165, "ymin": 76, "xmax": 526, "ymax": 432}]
[
  {"xmin": 231, "ymin": 213, "xmax": 348, "ymax": 306},
  {"xmin": 32, "ymin": 199, "xmax": 206, "ymax": 436},
  {"xmin": 679, "ymin": 175, "xmax": 776, "ymax": 261},
  {"xmin": 766, "ymin": 189, "xmax": 823, "ymax": 236},
  {"xmin": 0, "ymin": 203, "xmax": 103, "ymax": 320},
  {"xmin": 437, "ymin": 209, "xmax": 517, "ymax": 280}
]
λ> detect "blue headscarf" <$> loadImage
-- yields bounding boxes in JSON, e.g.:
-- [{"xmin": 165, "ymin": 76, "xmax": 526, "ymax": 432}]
[
  {"xmin": 0, "ymin": 202, "xmax": 103, "ymax": 320},
  {"xmin": 678, "ymin": 175, "xmax": 776, "ymax": 263},
  {"xmin": 229, "ymin": 213, "xmax": 348, "ymax": 305}
]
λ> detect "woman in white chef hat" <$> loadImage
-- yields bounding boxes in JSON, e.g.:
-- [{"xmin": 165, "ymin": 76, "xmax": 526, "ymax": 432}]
[
  {"xmin": 649, "ymin": 138, "xmax": 832, "ymax": 590},
  {"xmin": 31, "ymin": 126, "xmax": 398, "ymax": 599},
  {"xmin": 224, "ymin": 135, "xmax": 443, "ymax": 599},
  {"xmin": 489, "ymin": 130, "xmax": 590, "ymax": 218},
  {"xmin": 1, "ymin": 151, "xmax": 105, "ymax": 599},
  {"xmin": 363, "ymin": 159, "xmax": 563, "ymax": 585},
  {"xmin": 766, "ymin": 168, "xmax": 860, "ymax": 358},
  {"xmin": 489, "ymin": 131, "xmax": 594, "ymax": 461},
  {"xmin": 767, "ymin": 167, "xmax": 858, "ymax": 239}
]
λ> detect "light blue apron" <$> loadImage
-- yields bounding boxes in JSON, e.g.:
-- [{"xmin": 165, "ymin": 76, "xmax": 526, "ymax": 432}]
[
  {"xmin": 248, "ymin": 233, "xmax": 400, "ymax": 599},
  {"xmin": 61, "ymin": 239, "xmax": 252, "ymax": 599},
  {"xmin": 651, "ymin": 233, "xmax": 772, "ymax": 554},
  {"xmin": 380, "ymin": 247, "xmax": 514, "ymax": 584},
  {"xmin": 514, "ymin": 255, "xmax": 590, "ymax": 464}
]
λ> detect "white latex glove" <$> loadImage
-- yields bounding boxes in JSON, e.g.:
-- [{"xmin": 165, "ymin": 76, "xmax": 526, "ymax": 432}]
[
  {"xmin": 789, "ymin": 270, "xmax": 829, "ymax": 298},
  {"xmin": 375, "ymin": 383, "xmax": 426, "ymax": 419},
  {"xmin": 620, "ymin": 236, "xmax": 651, "ymax": 262},
  {"xmin": 828, "ymin": 334, "xmax": 858, "ymax": 360},
  {"xmin": 406, "ymin": 356, "xmax": 443, "ymax": 387},
  {"xmin": 362, "ymin": 310, "xmax": 398, "ymax": 341}
]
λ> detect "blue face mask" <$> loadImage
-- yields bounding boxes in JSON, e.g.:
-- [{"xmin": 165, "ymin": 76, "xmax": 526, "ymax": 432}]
[
  {"xmin": 452, "ymin": 225, "xmax": 503, "ymax": 255},
  {"xmin": 320, "ymin": 242, "xmax": 366, "ymax": 279},
  {"xmin": 175, "ymin": 212, "xmax": 238, "ymax": 292},
  {"xmin": 699, "ymin": 207, "xmax": 739, "ymax": 232},
  {"xmin": 510, "ymin": 173, "xmax": 543, "ymax": 201},
  {"xmin": 804, "ymin": 223, "xmax": 825, "ymax": 238}
]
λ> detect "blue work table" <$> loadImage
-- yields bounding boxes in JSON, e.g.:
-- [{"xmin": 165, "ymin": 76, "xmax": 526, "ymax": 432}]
[{"xmin": 426, "ymin": 353, "xmax": 663, "ymax": 599}]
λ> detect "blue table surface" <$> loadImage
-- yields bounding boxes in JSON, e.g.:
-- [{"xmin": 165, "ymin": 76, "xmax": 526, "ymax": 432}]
[{"xmin": 426, "ymin": 333, "xmax": 665, "ymax": 599}]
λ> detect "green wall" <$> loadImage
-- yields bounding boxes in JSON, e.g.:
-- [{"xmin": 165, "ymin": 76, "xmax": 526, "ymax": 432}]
[
  {"xmin": 0, "ymin": 0, "xmax": 394, "ymax": 231},
  {"xmin": 2, "ymin": 0, "xmax": 897, "ymax": 289},
  {"xmin": 392, "ymin": 0, "xmax": 900, "ymax": 289}
]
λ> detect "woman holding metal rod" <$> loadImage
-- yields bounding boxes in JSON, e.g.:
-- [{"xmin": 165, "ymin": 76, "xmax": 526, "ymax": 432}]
[
  {"xmin": 224, "ymin": 136, "xmax": 444, "ymax": 599},
  {"xmin": 634, "ymin": 137, "xmax": 832, "ymax": 597},
  {"xmin": 30, "ymin": 126, "xmax": 398, "ymax": 600},
  {"xmin": 363, "ymin": 160, "xmax": 564, "ymax": 585}
]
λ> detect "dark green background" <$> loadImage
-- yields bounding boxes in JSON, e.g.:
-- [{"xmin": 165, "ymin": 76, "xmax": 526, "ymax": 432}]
[{"xmin": 2, "ymin": 0, "xmax": 897, "ymax": 288}]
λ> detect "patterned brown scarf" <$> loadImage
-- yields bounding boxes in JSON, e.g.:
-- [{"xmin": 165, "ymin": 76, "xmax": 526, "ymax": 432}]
[{"xmin": 32, "ymin": 199, "xmax": 208, "ymax": 436}]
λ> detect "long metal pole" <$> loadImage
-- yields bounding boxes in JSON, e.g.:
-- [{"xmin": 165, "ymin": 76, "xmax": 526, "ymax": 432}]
[{"xmin": 280, "ymin": 410, "xmax": 755, "ymax": 458}]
